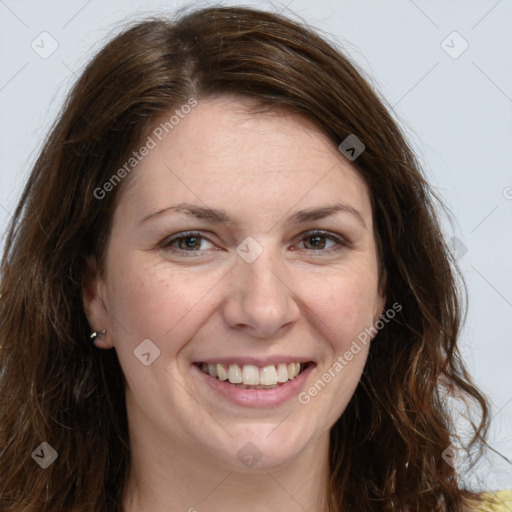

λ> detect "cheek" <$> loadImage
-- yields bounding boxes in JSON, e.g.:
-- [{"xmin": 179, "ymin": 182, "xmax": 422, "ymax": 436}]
[
  {"xmin": 296, "ymin": 267, "xmax": 378, "ymax": 423},
  {"xmin": 104, "ymin": 254, "xmax": 226, "ymax": 350},
  {"xmin": 298, "ymin": 263, "xmax": 381, "ymax": 347}
]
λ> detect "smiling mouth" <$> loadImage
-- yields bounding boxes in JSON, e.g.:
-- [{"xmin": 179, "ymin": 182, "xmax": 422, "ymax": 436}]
[{"xmin": 194, "ymin": 361, "xmax": 313, "ymax": 390}]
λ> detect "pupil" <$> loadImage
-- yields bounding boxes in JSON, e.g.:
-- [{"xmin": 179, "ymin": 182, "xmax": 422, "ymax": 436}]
[
  {"xmin": 308, "ymin": 235, "xmax": 325, "ymax": 249},
  {"xmin": 183, "ymin": 236, "xmax": 199, "ymax": 249}
]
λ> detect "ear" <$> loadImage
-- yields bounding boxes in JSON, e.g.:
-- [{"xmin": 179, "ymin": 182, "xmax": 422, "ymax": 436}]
[
  {"xmin": 374, "ymin": 266, "xmax": 387, "ymax": 325},
  {"xmin": 82, "ymin": 256, "xmax": 114, "ymax": 349},
  {"xmin": 372, "ymin": 292, "xmax": 387, "ymax": 331},
  {"xmin": 377, "ymin": 294, "xmax": 387, "ymax": 319}
]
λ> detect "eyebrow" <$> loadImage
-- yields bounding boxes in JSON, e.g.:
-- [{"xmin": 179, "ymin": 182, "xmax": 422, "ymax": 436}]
[
  {"xmin": 288, "ymin": 203, "xmax": 366, "ymax": 227},
  {"xmin": 140, "ymin": 202, "xmax": 366, "ymax": 228},
  {"xmin": 140, "ymin": 203, "xmax": 233, "ymax": 226}
]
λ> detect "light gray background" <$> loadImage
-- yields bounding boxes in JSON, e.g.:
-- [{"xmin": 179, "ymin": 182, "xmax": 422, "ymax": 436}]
[{"xmin": 1, "ymin": 0, "xmax": 511, "ymax": 490}]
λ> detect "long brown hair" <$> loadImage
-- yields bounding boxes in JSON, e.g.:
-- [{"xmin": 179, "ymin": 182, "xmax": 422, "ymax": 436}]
[{"xmin": 0, "ymin": 5, "xmax": 491, "ymax": 511}]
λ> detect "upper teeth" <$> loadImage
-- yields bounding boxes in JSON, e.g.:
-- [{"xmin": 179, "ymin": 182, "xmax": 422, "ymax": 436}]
[{"xmin": 200, "ymin": 362, "xmax": 303, "ymax": 385}]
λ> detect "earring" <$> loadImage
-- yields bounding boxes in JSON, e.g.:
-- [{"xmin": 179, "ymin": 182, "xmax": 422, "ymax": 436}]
[{"xmin": 90, "ymin": 329, "xmax": 106, "ymax": 341}]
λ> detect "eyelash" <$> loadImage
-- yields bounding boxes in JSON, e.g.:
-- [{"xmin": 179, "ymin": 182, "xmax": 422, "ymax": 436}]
[{"xmin": 159, "ymin": 230, "xmax": 350, "ymax": 257}]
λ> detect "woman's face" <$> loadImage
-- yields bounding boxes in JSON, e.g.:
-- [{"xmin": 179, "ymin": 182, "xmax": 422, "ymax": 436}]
[{"xmin": 84, "ymin": 96, "xmax": 385, "ymax": 471}]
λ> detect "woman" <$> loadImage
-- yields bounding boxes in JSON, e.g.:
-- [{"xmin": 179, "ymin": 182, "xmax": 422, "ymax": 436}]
[{"xmin": 0, "ymin": 5, "xmax": 509, "ymax": 511}]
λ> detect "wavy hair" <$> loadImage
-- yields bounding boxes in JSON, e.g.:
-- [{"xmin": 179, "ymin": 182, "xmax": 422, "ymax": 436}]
[{"xmin": 0, "ymin": 5, "xmax": 490, "ymax": 511}]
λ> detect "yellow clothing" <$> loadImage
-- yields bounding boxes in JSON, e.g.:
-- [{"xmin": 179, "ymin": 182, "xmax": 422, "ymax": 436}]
[{"xmin": 474, "ymin": 490, "xmax": 512, "ymax": 511}]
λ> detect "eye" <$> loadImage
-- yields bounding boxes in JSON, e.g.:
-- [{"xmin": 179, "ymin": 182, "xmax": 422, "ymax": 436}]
[
  {"xmin": 296, "ymin": 230, "xmax": 348, "ymax": 254},
  {"xmin": 160, "ymin": 231, "xmax": 215, "ymax": 254},
  {"xmin": 160, "ymin": 230, "xmax": 349, "ymax": 258}
]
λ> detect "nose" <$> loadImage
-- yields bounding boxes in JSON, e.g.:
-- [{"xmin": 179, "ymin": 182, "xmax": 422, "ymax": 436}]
[{"xmin": 222, "ymin": 248, "xmax": 301, "ymax": 338}]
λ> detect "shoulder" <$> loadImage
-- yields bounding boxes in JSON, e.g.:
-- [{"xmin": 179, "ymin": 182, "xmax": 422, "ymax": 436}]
[{"xmin": 470, "ymin": 490, "xmax": 512, "ymax": 512}]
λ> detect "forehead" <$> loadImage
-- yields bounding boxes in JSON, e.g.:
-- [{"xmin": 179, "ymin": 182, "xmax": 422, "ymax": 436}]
[{"xmin": 118, "ymin": 96, "xmax": 371, "ymax": 223}]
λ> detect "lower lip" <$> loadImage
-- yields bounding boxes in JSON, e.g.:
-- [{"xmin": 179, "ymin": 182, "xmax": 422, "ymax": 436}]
[{"xmin": 192, "ymin": 363, "xmax": 315, "ymax": 408}]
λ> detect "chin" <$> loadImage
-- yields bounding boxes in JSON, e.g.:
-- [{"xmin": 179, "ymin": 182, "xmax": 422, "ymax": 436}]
[{"xmin": 202, "ymin": 421, "xmax": 316, "ymax": 472}]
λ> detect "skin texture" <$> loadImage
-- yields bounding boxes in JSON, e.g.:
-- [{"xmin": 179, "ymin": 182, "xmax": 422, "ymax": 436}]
[{"xmin": 83, "ymin": 96, "xmax": 386, "ymax": 511}]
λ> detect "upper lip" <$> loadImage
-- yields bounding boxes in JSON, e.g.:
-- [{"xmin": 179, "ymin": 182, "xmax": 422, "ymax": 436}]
[{"xmin": 194, "ymin": 357, "xmax": 315, "ymax": 367}]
